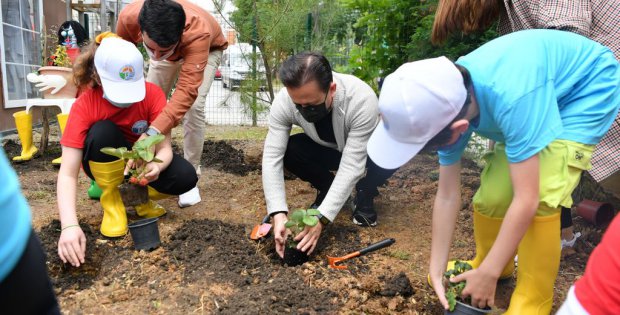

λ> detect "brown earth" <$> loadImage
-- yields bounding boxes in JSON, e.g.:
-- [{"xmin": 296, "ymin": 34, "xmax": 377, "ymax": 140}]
[{"xmin": 2, "ymin": 126, "xmax": 616, "ymax": 314}]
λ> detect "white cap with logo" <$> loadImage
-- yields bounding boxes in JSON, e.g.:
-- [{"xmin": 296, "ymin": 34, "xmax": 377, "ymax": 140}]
[
  {"xmin": 367, "ymin": 56, "xmax": 467, "ymax": 169},
  {"xmin": 94, "ymin": 37, "xmax": 145, "ymax": 103}
]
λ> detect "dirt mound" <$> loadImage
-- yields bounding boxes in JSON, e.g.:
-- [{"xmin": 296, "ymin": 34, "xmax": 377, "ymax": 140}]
[
  {"xmin": 380, "ymin": 272, "xmax": 414, "ymax": 297},
  {"xmin": 201, "ymin": 140, "xmax": 260, "ymax": 176},
  {"xmin": 38, "ymin": 220, "xmax": 111, "ymax": 293},
  {"xmin": 166, "ymin": 219, "xmax": 340, "ymax": 313},
  {"xmin": 2, "ymin": 139, "xmax": 59, "ymax": 172}
]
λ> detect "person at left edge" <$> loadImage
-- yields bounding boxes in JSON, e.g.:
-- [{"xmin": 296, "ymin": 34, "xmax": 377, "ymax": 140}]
[{"xmin": 0, "ymin": 147, "xmax": 60, "ymax": 314}]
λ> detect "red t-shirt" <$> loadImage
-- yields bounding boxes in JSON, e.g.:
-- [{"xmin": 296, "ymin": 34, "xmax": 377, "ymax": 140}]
[
  {"xmin": 574, "ymin": 214, "xmax": 620, "ymax": 314},
  {"xmin": 61, "ymin": 82, "xmax": 165, "ymax": 148}
]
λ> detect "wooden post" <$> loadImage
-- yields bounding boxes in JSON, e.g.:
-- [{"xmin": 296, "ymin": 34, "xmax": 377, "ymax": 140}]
[
  {"xmin": 100, "ymin": 0, "xmax": 107, "ymax": 33},
  {"xmin": 40, "ymin": 108, "xmax": 50, "ymax": 156},
  {"xmin": 66, "ymin": 0, "xmax": 72, "ymax": 20}
]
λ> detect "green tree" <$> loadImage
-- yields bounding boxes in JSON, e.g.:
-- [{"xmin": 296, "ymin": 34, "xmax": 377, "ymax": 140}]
[
  {"xmin": 342, "ymin": 0, "xmax": 497, "ymax": 90},
  {"xmin": 226, "ymin": 0, "xmax": 356, "ymax": 124}
]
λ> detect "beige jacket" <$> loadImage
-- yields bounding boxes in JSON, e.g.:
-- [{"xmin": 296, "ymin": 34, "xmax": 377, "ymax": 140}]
[{"xmin": 262, "ymin": 72, "xmax": 379, "ymax": 221}]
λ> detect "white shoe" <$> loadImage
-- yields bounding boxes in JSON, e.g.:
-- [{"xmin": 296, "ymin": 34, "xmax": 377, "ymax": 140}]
[
  {"xmin": 561, "ymin": 232, "xmax": 582, "ymax": 249},
  {"xmin": 178, "ymin": 186, "xmax": 201, "ymax": 208}
]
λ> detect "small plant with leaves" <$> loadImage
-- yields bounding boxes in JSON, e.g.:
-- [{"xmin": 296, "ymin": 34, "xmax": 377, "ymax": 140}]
[
  {"xmin": 281, "ymin": 208, "xmax": 321, "ymax": 266},
  {"xmin": 284, "ymin": 208, "xmax": 320, "ymax": 247},
  {"xmin": 444, "ymin": 260, "xmax": 473, "ymax": 311},
  {"xmin": 100, "ymin": 134, "xmax": 165, "ymax": 186}
]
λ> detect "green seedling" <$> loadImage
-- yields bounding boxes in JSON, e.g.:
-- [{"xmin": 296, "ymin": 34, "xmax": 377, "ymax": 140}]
[
  {"xmin": 284, "ymin": 208, "xmax": 320, "ymax": 247},
  {"xmin": 445, "ymin": 260, "xmax": 473, "ymax": 311},
  {"xmin": 100, "ymin": 134, "xmax": 165, "ymax": 186}
]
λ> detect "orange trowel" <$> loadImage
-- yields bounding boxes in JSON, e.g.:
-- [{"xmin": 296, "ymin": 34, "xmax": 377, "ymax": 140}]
[{"xmin": 250, "ymin": 214, "xmax": 272, "ymax": 240}]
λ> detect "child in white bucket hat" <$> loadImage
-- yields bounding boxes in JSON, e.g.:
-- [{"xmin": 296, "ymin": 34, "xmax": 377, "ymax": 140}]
[
  {"xmin": 56, "ymin": 33, "xmax": 197, "ymax": 267},
  {"xmin": 368, "ymin": 29, "xmax": 620, "ymax": 314}
]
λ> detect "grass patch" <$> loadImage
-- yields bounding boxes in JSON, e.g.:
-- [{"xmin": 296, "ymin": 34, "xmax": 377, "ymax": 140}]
[
  {"xmin": 388, "ymin": 250, "xmax": 411, "ymax": 260},
  {"xmin": 27, "ymin": 190, "xmax": 51, "ymax": 201}
]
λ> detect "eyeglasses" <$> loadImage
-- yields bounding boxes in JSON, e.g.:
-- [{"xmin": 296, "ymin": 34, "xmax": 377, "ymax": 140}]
[{"xmin": 293, "ymin": 91, "xmax": 329, "ymax": 109}]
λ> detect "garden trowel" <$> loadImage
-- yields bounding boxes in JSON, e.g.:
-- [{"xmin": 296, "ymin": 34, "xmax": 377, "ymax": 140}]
[
  {"xmin": 249, "ymin": 214, "xmax": 272, "ymax": 240},
  {"xmin": 328, "ymin": 238, "xmax": 396, "ymax": 269}
]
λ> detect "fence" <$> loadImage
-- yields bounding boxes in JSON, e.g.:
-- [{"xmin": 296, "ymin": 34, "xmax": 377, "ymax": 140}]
[{"xmin": 200, "ymin": 50, "xmax": 349, "ymax": 126}]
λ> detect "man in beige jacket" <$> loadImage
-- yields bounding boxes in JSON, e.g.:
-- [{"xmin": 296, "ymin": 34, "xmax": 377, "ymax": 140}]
[
  {"xmin": 262, "ymin": 52, "xmax": 397, "ymax": 257},
  {"xmin": 117, "ymin": 0, "xmax": 228, "ymax": 207}
]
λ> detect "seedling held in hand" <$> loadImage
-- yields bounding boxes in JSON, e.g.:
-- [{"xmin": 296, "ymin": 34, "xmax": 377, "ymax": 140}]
[
  {"xmin": 100, "ymin": 134, "xmax": 165, "ymax": 186},
  {"xmin": 284, "ymin": 208, "xmax": 320, "ymax": 247},
  {"xmin": 445, "ymin": 260, "xmax": 473, "ymax": 311}
]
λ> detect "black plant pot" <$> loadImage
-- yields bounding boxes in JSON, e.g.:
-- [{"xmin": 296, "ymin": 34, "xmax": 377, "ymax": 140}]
[
  {"xmin": 283, "ymin": 246, "xmax": 309, "ymax": 266},
  {"xmin": 128, "ymin": 217, "xmax": 161, "ymax": 250},
  {"xmin": 445, "ymin": 301, "xmax": 491, "ymax": 315},
  {"xmin": 118, "ymin": 182, "xmax": 148, "ymax": 207}
]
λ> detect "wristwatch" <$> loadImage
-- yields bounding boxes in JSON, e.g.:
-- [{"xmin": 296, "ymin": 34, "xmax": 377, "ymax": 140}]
[
  {"xmin": 316, "ymin": 213, "xmax": 331, "ymax": 226},
  {"xmin": 144, "ymin": 126, "xmax": 160, "ymax": 137}
]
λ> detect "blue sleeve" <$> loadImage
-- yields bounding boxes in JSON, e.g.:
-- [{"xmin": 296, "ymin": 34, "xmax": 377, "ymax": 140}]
[
  {"xmin": 438, "ymin": 129, "xmax": 474, "ymax": 165},
  {"xmin": 497, "ymin": 81, "xmax": 564, "ymax": 163},
  {"xmin": 0, "ymin": 147, "xmax": 32, "ymax": 282}
]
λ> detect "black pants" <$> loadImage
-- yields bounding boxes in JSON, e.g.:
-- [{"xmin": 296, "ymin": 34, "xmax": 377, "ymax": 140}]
[
  {"xmin": 82, "ymin": 120, "xmax": 197, "ymax": 195},
  {"xmin": 283, "ymin": 133, "xmax": 397, "ymax": 196},
  {"xmin": 0, "ymin": 230, "xmax": 60, "ymax": 315}
]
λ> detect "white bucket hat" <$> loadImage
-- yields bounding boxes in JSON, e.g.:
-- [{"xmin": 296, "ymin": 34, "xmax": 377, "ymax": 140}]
[{"xmin": 367, "ymin": 56, "xmax": 467, "ymax": 169}]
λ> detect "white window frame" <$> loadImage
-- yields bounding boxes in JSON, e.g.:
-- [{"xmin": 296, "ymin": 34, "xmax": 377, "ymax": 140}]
[{"xmin": 0, "ymin": 0, "xmax": 44, "ymax": 108}]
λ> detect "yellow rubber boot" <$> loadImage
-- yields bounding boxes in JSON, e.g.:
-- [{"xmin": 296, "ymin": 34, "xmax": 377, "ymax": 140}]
[
  {"xmin": 504, "ymin": 213, "xmax": 561, "ymax": 315},
  {"xmin": 448, "ymin": 210, "xmax": 515, "ymax": 279},
  {"xmin": 134, "ymin": 187, "xmax": 168, "ymax": 218},
  {"xmin": 12, "ymin": 111, "xmax": 38, "ymax": 162},
  {"xmin": 428, "ymin": 210, "xmax": 515, "ymax": 287},
  {"xmin": 89, "ymin": 159, "xmax": 128, "ymax": 237},
  {"xmin": 52, "ymin": 113, "xmax": 68, "ymax": 166}
]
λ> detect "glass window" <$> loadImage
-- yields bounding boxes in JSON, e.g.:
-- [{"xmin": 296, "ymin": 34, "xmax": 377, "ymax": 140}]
[{"xmin": 1, "ymin": 0, "xmax": 43, "ymax": 108}]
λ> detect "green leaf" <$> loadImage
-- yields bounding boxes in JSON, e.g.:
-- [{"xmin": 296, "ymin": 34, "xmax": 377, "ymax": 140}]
[
  {"xmin": 137, "ymin": 148, "xmax": 155, "ymax": 162},
  {"xmin": 446, "ymin": 290, "xmax": 457, "ymax": 312},
  {"xmin": 140, "ymin": 134, "xmax": 165, "ymax": 148},
  {"xmin": 284, "ymin": 220, "xmax": 296, "ymax": 228},
  {"xmin": 303, "ymin": 215, "xmax": 319, "ymax": 227},
  {"xmin": 306, "ymin": 209, "xmax": 320, "ymax": 216},
  {"xmin": 132, "ymin": 134, "xmax": 164, "ymax": 162},
  {"xmin": 152, "ymin": 157, "xmax": 163, "ymax": 163},
  {"xmin": 100, "ymin": 147, "xmax": 134, "ymax": 160},
  {"xmin": 290, "ymin": 209, "xmax": 305, "ymax": 223}
]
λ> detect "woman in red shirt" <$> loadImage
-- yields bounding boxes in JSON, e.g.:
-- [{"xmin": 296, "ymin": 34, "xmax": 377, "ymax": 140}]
[{"xmin": 56, "ymin": 34, "xmax": 197, "ymax": 267}]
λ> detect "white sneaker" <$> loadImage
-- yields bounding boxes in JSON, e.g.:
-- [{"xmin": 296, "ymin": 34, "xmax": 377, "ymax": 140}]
[
  {"xmin": 561, "ymin": 232, "xmax": 582, "ymax": 249},
  {"xmin": 178, "ymin": 186, "xmax": 201, "ymax": 208}
]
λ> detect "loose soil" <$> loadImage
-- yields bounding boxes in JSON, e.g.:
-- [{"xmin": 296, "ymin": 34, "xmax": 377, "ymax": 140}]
[{"xmin": 3, "ymin": 126, "xmax": 617, "ymax": 314}]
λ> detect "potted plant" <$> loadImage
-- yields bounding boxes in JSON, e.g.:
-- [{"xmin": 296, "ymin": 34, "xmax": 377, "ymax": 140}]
[
  {"xmin": 283, "ymin": 208, "xmax": 321, "ymax": 266},
  {"xmin": 34, "ymin": 44, "xmax": 79, "ymax": 99},
  {"xmin": 444, "ymin": 261, "xmax": 491, "ymax": 315},
  {"xmin": 100, "ymin": 134, "xmax": 165, "ymax": 207}
]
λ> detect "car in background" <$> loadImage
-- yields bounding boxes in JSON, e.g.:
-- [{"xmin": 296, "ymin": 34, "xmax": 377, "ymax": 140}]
[{"xmin": 221, "ymin": 43, "xmax": 266, "ymax": 89}]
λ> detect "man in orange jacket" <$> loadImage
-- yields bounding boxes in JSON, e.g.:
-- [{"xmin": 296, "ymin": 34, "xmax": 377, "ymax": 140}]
[{"xmin": 117, "ymin": 0, "xmax": 228, "ymax": 207}]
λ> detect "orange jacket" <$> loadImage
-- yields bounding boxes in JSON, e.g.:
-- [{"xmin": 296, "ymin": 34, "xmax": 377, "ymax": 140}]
[{"xmin": 117, "ymin": 0, "xmax": 228, "ymax": 133}]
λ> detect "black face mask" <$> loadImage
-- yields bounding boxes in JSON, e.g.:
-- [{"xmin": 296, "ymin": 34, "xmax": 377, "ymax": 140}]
[
  {"xmin": 296, "ymin": 103, "xmax": 330, "ymax": 122},
  {"xmin": 295, "ymin": 92, "xmax": 330, "ymax": 123}
]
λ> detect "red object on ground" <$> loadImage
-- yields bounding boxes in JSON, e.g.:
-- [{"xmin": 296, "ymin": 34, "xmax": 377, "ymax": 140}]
[
  {"xmin": 576, "ymin": 199, "xmax": 616, "ymax": 228},
  {"xmin": 215, "ymin": 67, "xmax": 221, "ymax": 79}
]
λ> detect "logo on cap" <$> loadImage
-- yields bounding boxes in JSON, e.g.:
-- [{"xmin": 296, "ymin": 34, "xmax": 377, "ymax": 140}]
[{"xmin": 119, "ymin": 65, "xmax": 135, "ymax": 81}]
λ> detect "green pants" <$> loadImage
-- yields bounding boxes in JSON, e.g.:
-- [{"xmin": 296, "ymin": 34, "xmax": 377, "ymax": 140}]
[{"xmin": 473, "ymin": 140, "xmax": 594, "ymax": 217}]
